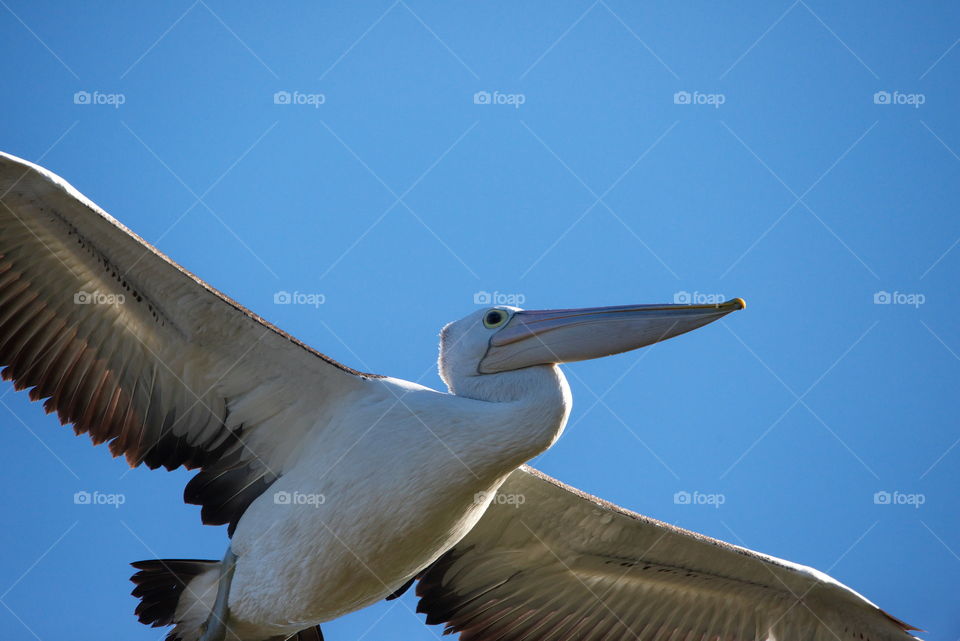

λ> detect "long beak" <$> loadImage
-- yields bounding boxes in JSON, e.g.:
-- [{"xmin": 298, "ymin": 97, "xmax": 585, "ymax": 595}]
[{"xmin": 478, "ymin": 298, "xmax": 745, "ymax": 374}]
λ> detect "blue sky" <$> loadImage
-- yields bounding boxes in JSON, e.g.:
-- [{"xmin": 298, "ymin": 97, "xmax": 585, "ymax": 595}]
[{"xmin": 1, "ymin": 1, "xmax": 958, "ymax": 639}]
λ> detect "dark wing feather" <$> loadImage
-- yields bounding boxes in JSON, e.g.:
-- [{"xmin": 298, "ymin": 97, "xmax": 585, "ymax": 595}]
[{"xmin": 0, "ymin": 151, "xmax": 377, "ymax": 532}]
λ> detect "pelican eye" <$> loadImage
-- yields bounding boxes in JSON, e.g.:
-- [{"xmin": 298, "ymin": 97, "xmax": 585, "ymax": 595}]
[{"xmin": 483, "ymin": 309, "xmax": 508, "ymax": 329}]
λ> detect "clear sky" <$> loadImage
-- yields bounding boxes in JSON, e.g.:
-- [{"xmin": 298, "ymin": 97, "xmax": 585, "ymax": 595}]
[{"xmin": 0, "ymin": 2, "xmax": 958, "ymax": 639}]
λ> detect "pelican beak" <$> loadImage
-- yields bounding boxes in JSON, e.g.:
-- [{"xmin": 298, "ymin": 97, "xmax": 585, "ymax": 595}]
[{"xmin": 478, "ymin": 298, "xmax": 745, "ymax": 374}]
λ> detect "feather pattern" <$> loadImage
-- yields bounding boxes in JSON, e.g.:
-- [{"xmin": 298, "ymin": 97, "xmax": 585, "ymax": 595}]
[
  {"xmin": 417, "ymin": 466, "xmax": 920, "ymax": 641},
  {"xmin": 0, "ymin": 151, "xmax": 378, "ymax": 533}
]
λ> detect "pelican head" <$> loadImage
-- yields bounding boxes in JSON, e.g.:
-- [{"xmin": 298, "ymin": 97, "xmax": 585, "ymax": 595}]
[{"xmin": 439, "ymin": 298, "xmax": 745, "ymax": 395}]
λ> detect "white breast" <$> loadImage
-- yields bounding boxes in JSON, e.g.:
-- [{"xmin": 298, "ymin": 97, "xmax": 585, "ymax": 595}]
[{"xmin": 224, "ymin": 375, "xmax": 550, "ymax": 631}]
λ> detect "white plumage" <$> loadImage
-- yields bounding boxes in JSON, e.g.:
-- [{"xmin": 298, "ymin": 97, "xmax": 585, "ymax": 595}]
[{"xmin": 0, "ymin": 152, "xmax": 918, "ymax": 641}]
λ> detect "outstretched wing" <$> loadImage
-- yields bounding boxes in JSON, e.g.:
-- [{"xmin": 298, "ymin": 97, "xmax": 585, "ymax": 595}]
[
  {"xmin": 0, "ymin": 151, "xmax": 379, "ymax": 534},
  {"xmin": 417, "ymin": 466, "xmax": 920, "ymax": 641}
]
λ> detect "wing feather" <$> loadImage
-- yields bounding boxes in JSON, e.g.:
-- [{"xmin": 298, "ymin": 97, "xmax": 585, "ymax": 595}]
[
  {"xmin": 417, "ymin": 466, "xmax": 920, "ymax": 641},
  {"xmin": 0, "ymin": 151, "xmax": 378, "ymax": 533}
]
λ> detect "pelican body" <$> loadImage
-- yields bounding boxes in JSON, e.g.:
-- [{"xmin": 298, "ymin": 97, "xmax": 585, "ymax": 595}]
[
  {"xmin": 225, "ymin": 371, "xmax": 563, "ymax": 637},
  {"xmin": 204, "ymin": 304, "xmax": 731, "ymax": 639},
  {"xmin": 0, "ymin": 152, "xmax": 918, "ymax": 641}
]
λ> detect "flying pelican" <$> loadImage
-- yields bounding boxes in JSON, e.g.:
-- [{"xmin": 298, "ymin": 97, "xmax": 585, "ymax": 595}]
[{"xmin": 0, "ymin": 151, "xmax": 918, "ymax": 641}]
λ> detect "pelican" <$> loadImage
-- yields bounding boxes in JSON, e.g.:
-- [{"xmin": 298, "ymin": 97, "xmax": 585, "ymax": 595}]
[{"xmin": 0, "ymin": 151, "xmax": 918, "ymax": 641}]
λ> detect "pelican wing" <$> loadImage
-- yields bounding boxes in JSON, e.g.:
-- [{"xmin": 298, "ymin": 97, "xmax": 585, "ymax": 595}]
[
  {"xmin": 417, "ymin": 466, "xmax": 919, "ymax": 641},
  {"xmin": 0, "ymin": 151, "xmax": 376, "ymax": 534}
]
